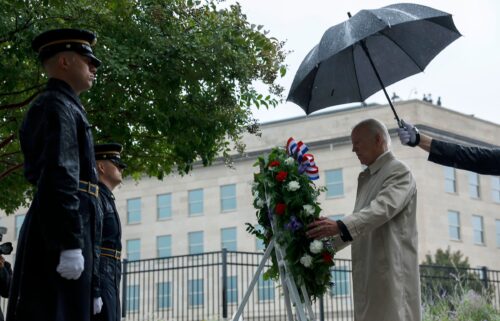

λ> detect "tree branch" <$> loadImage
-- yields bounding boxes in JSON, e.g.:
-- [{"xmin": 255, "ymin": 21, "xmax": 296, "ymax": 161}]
[
  {"xmin": 0, "ymin": 150, "xmax": 21, "ymax": 159},
  {"xmin": 0, "ymin": 84, "xmax": 45, "ymax": 98},
  {"xmin": 0, "ymin": 91, "xmax": 39, "ymax": 111},
  {"xmin": 0, "ymin": 134, "xmax": 15, "ymax": 150},
  {"xmin": 0, "ymin": 163, "xmax": 23, "ymax": 181}
]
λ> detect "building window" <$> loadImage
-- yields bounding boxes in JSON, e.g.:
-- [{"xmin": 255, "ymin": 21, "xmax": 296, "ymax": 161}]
[
  {"xmin": 127, "ymin": 198, "xmax": 141, "ymax": 224},
  {"xmin": 496, "ymin": 219, "xmax": 500, "ymax": 248},
  {"xmin": 472, "ymin": 215, "xmax": 484, "ymax": 245},
  {"xmin": 15, "ymin": 214, "xmax": 26, "ymax": 240},
  {"xmin": 325, "ymin": 169, "xmax": 344, "ymax": 198},
  {"xmin": 331, "ymin": 267, "xmax": 350, "ymax": 296},
  {"xmin": 255, "ymin": 225, "xmax": 265, "ymax": 251},
  {"xmin": 220, "ymin": 184, "xmax": 237, "ymax": 212},
  {"xmin": 188, "ymin": 189, "xmax": 203, "ymax": 216},
  {"xmin": 157, "ymin": 282, "xmax": 172, "ymax": 309},
  {"xmin": 258, "ymin": 275, "xmax": 275, "ymax": 301},
  {"xmin": 157, "ymin": 194, "xmax": 172, "ymax": 220},
  {"xmin": 221, "ymin": 227, "xmax": 237, "ymax": 251},
  {"xmin": 492, "ymin": 177, "xmax": 500, "ymax": 203},
  {"xmin": 448, "ymin": 210, "xmax": 460, "ymax": 241},
  {"xmin": 188, "ymin": 231, "xmax": 204, "ymax": 254},
  {"xmin": 126, "ymin": 239, "xmax": 141, "ymax": 261},
  {"xmin": 188, "ymin": 279, "xmax": 204, "ymax": 306},
  {"xmin": 468, "ymin": 172, "xmax": 480, "ymax": 199},
  {"xmin": 226, "ymin": 276, "xmax": 238, "ymax": 304},
  {"xmin": 444, "ymin": 167, "xmax": 456, "ymax": 193},
  {"xmin": 157, "ymin": 235, "xmax": 172, "ymax": 258},
  {"xmin": 126, "ymin": 284, "xmax": 140, "ymax": 312}
]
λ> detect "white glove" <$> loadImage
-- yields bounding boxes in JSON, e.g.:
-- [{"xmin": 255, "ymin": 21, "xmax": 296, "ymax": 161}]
[
  {"xmin": 397, "ymin": 119, "xmax": 420, "ymax": 146},
  {"xmin": 56, "ymin": 249, "xmax": 84, "ymax": 280},
  {"xmin": 93, "ymin": 297, "xmax": 103, "ymax": 315}
]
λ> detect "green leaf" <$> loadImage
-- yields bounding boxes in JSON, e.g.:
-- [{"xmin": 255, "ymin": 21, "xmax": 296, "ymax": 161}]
[{"xmin": 0, "ymin": 0, "xmax": 288, "ymax": 213}]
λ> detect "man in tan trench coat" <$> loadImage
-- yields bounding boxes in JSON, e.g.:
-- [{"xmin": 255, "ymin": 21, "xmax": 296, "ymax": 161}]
[{"xmin": 308, "ymin": 118, "xmax": 421, "ymax": 321}]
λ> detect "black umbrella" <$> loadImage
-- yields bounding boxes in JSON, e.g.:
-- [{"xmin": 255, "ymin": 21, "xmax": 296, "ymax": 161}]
[{"xmin": 287, "ymin": 3, "xmax": 461, "ymax": 126}]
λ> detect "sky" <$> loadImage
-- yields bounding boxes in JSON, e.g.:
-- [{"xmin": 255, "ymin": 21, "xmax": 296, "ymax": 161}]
[{"xmin": 229, "ymin": 0, "xmax": 500, "ymax": 125}]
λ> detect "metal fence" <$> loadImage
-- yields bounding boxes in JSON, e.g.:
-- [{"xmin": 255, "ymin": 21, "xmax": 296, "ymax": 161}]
[
  {"xmin": 0, "ymin": 250, "xmax": 499, "ymax": 321},
  {"xmin": 121, "ymin": 251, "xmax": 354, "ymax": 321},
  {"xmin": 120, "ymin": 250, "xmax": 500, "ymax": 321}
]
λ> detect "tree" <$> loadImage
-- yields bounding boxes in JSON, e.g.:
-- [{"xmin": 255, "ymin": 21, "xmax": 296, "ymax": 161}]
[
  {"xmin": 0, "ymin": 0, "xmax": 287, "ymax": 213},
  {"xmin": 420, "ymin": 247, "xmax": 488, "ymax": 303}
]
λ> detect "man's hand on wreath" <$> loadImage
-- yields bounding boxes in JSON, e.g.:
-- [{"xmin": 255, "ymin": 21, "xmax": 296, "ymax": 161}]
[{"xmin": 306, "ymin": 217, "xmax": 339, "ymax": 239}]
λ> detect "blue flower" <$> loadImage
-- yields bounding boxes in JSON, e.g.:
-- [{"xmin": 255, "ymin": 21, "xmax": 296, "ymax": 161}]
[{"xmin": 286, "ymin": 215, "xmax": 303, "ymax": 232}]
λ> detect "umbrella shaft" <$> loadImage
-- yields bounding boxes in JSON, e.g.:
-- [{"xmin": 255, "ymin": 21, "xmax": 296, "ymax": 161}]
[{"xmin": 360, "ymin": 41, "xmax": 402, "ymax": 127}]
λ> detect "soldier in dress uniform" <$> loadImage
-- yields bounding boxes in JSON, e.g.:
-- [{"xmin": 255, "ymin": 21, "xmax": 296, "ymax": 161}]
[
  {"xmin": 92, "ymin": 143, "xmax": 126, "ymax": 321},
  {"xmin": 7, "ymin": 28, "xmax": 102, "ymax": 321}
]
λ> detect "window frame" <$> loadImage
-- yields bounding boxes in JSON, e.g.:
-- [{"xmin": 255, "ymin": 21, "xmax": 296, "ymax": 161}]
[
  {"xmin": 127, "ymin": 197, "xmax": 142, "ymax": 224},
  {"xmin": 220, "ymin": 184, "xmax": 237, "ymax": 213},
  {"xmin": 325, "ymin": 169, "xmax": 344, "ymax": 199},
  {"xmin": 188, "ymin": 189, "xmax": 204, "ymax": 216},
  {"xmin": 157, "ymin": 193, "xmax": 172, "ymax": 220}
]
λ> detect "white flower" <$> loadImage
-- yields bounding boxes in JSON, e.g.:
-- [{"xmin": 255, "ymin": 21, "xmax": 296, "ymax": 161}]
[
  {"xmin": 253, "ymin": 190, "xmax": 259, "ymax": 198},
  {"xmin": 300, "ymin": 254, "xmax": 313, "ymax": 268},
  {"xmin": 285, "ymin": 157, "xmax": 295, "ymax": 166},
  {"xmin": 303, "ymin": 204, "xmax": 315, "ymax": 216},
  {"xmin": 256, "ymin": 198, "xmax": 265, "ymax": 208},
  {"xmin": 309, "ymin": 240, "xmax": 323, "ymax": 254},
  {"xmin": 286, "ymin": 181, "xmax": 300, "ymax": 191}
]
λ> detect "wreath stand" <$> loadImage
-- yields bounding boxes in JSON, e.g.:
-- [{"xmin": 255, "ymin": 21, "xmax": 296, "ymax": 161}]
[{"xmin": 231, "ymin": 216, "xmax": 316, "ymax": 321}]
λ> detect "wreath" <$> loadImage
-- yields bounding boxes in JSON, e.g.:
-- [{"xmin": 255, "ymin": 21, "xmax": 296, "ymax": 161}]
[{"xmin": 246, "ymin": 137, "xmax": 335, "ymax": 301}]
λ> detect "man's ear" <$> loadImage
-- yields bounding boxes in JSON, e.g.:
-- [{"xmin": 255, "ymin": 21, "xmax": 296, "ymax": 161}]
[
  {"xmin": 58, "ymin": 52, "xmax": 72, "ymax": 70},
  {"xmin": 375, "ymin": 133, "xmax": 384, "ymax": 146},
  {"xmin": 96, "ymin": 161, "xmax": 106, "ymax": 175}
]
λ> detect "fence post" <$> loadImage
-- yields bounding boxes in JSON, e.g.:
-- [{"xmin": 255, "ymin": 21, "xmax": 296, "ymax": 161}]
[
  {"xmin": 481, "ymin": 266, "xmax": 489, "ymax": 289},
  {"xmin": 222, "ymin": 249, "xmax": 228, "ymax": 319},
  {"xmin": 121, "ymin": 259, "xmax": 128, "ymax": 318},
  {"xmin": 319, "ymin": 294, "xmax": 325, "ymax": 321}
]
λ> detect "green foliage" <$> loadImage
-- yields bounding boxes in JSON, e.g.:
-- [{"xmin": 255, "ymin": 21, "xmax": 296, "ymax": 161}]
[
  {"xmin": 420, "ymin": 247, "xmax": 490, "ymax": 304},
  {"xmin": 423, "ymin": 287, "xmax": 500, "ymax": 321},
  {"xmin": 0, "ymin": 0, "xmax": 287, "ymax": 213},
  {"xmin": 246, "ymin": 143, "xmax": 332, "ymax": 301}
]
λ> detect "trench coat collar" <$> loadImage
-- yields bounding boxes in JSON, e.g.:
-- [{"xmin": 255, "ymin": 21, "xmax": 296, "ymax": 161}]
[
  {"xmin": 46, "ymin": 78, "xmax": 84, "ymax": 110},
  {"xmin": 367, "ymin": 150, "xmax": 394, "ymax": 175}
]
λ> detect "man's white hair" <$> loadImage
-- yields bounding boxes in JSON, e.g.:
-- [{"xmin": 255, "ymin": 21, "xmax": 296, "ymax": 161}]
[{"xmin": 353, "ymin": 118, "xmax": 391, "ymax": 147}]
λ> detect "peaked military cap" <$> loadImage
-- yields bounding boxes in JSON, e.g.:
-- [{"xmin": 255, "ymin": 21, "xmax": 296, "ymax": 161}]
[
  {"xmin": 32, "ymin": 28, "xmax": 102, "ymax": 67},
  {"xmin": 95, "ymin": 143, "xmax": 126, "ymax": 169}
]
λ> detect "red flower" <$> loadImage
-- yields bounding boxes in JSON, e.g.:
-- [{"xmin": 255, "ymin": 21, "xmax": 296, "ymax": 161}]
[
  {"xmin": 268, "ymin": 160, "xmax": 281, "ymax": 168},
  {"xmin": 322, "ymin": 252, "xmax": 334, "ymax": 265},
  {"xmin": 275, "ymin": 203, "xmax": 286, "ymax": 215},
  {"xmin": 276, "ymin": 171, "xmax": 288, "ymax": 182}
]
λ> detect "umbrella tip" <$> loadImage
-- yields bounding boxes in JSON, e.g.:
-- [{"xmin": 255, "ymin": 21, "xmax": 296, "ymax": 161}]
[{"xmin": 347, "ymin": 12, "xmax": 352, "ymax": 18}]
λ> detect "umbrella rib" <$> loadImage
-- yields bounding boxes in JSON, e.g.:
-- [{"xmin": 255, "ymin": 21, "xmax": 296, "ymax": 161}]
[
  {"xmin": 378, "ymin": 31, "xmax": 425, "ymax": 72},
  {"xmin": 350, "ymin": 44, "xmax": 364, "ymax": 101}
]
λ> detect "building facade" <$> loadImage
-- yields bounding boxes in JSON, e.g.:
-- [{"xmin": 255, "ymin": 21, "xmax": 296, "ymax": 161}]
[{"xmin": 2, "ymin": 100, "xmax": 500, "ymax": 317}]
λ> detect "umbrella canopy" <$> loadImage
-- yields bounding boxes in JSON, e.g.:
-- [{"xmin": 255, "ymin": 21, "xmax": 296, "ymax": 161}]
[{"xmin": 287, "ymin": 3, "xmax": 461, "ymax": 120}]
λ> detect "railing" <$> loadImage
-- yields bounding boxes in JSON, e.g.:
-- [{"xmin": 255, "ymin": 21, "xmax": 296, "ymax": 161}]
[
  {"xmin": 121, "ymin": 250, "xmax": 354, "ymax": 321},
  {"xmin": 120, "ymin": 251, "xmax": 500, "ymax": 321},
  {"xmin": 1, "ymin": 250, "xmax": 499, "ymax": 321}
]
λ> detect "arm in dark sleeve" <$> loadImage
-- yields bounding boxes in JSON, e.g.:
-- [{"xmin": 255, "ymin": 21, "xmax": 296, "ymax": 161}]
[
  {"xmin": 0, "ymin": 261, "xmax": 12, "ymax": 298},
  {"xmin": 336, "ymin": 220, "xmax": 353, "ymax": 242},
  {"xmin": 428, "ymin": 140, "xmax": 500, "ymax": 175},
  {"xmin": 92, "ymin": 198, "xmax": 104, "ymax": 298},
  {"xmin": 37, "ymin": 99, "xmax": 83, "ymax": 251}
]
